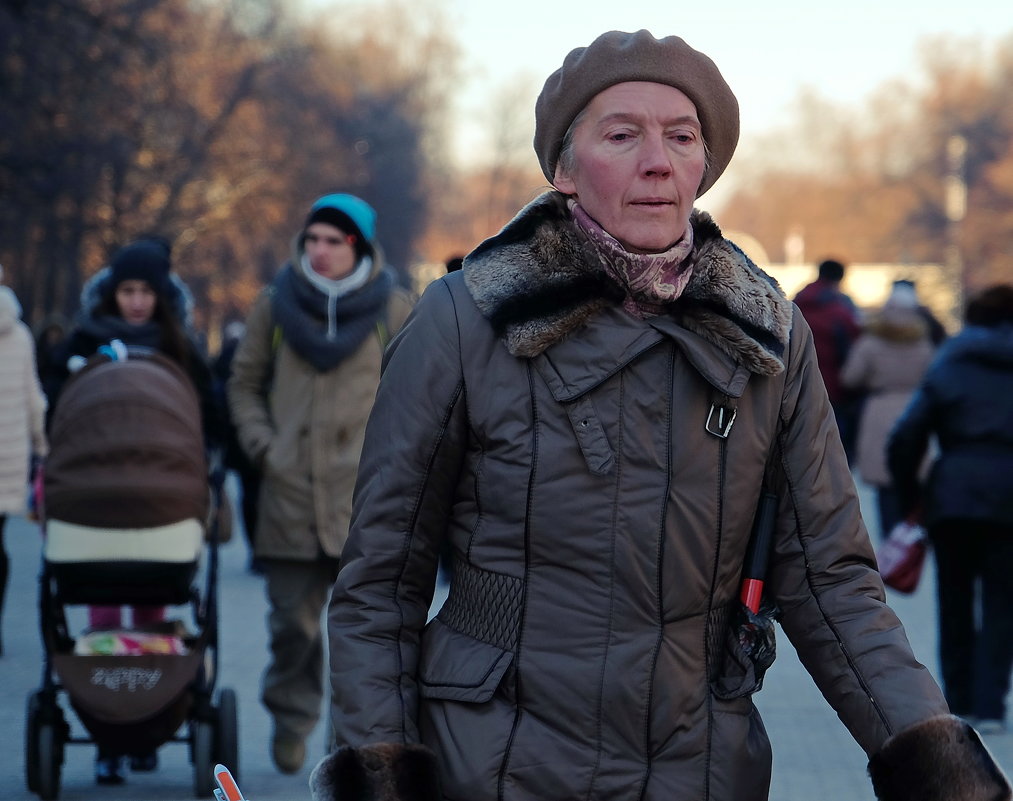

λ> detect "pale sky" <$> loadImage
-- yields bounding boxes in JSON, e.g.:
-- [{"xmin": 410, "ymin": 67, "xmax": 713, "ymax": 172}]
[{"xmin": 320, "ymin": 0, "xmax": 1008, "ymax": 210}]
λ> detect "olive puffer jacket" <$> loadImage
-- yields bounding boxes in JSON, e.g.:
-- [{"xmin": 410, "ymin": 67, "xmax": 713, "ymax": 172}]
[
  {"xmin": 228, "ymin": 246, "xmax": 412, "ymax": 560},
  {"xmin": 316, "ymin": 193, "xmax": 1008, "ymax": 801}
]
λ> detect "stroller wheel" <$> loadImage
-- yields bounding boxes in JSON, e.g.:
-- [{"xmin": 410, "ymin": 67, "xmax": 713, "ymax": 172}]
[
  {"xmin": 25, "ymin": 692, "xmax": 42, "ymax": 793},
  {"xmin": 214, "ymin": 688, "xmax": 239, "ymax": 781},
  {"xmin": 36, "ymin": 722, "xmax": 64, "ymax": 800},
  {"xmin": 26, "ymin": 692, "xmax": 65, "ymax": 800},
  {"xmin": 192, "ymin": 718, "xmax": 215, "ymax": 798}
]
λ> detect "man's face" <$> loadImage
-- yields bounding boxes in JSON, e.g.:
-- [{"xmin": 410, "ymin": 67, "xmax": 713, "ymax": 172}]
[
  {"xmin": 115, "ymin": 279, "xmax": 158, "ymax": 325},
  {"xmin": 552, "ymin": 81, "xmax": 706, "ymax": 254},
  {"xmin": 304, "ymin": 221, "xmax": 358, "ymax": 280}
]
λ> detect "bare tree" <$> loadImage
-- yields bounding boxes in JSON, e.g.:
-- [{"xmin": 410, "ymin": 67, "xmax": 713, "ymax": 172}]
[{"xmin": 719, "ymin": 31, "xmax": 1013, "ymax": 292}]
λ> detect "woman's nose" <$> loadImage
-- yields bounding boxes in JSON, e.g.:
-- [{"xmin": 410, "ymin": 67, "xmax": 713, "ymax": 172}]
[{"xmin": 640, "ymin": 135, "xmax": 673, "ymax": 178}]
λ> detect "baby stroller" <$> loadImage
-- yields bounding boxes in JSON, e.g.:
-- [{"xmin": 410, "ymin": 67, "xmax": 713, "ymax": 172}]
[{"xmin": 25, "ymin": 347, "xmax": 238, "ymax": 799}]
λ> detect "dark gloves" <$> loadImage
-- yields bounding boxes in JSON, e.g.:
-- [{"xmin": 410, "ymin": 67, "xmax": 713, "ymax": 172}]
[
  {"xmin": 310, "ymin": 743, "xmax": 441, "ymax": 801},
  {"xmin": 869, "ymin": 715, "xmax": 1011, "ymax": 801}
]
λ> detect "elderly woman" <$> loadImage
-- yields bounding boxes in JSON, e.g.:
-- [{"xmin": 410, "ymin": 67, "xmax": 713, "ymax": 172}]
[{"xmin": 313, "ymin": 30, "xmax": 1009, "ymax": 801}]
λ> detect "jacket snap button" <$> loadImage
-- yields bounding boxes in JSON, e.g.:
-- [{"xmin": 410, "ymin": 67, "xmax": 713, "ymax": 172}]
[{"xmin": 580, "ymin": 419, "xmax": 589, "ymax": 427}]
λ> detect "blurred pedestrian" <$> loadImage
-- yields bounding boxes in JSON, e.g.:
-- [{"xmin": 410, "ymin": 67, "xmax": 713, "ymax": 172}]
[
  {"xmin": 32, "ymin": 312, "xmax": 69, "ymax": 428},
  {"xmin": 227, "ymin": 193, "xmax": 412, "ymax": 774},
  {"xmin": 793, "ymin": 258, "xmax": 862, "ymax": 462},
  {"xmin": 841, "ymin": 280, "xmax": 936, "ymax": 537},
  {"xmin": 889, "ymin": 283, "xmax": 1013, "ymax": 735},
  {"xmin": 313, "ymin": 29, "xmax": 1008, "ymax": 801},
  {"xmin": 47, "ymin": 236, "xmax": 222, "ymax": 783},
  {"xmin": 212, "ymin": 320, "xmax": 262, "ymax": 572},
  {"xmin": 49, "ymin": 237, "xmax": 220, "ymax": 445},
  {"xmin": 893, "ymin": 278, "xmax": 947, "ymax": 346},
  {"xmin": 0, "ymin": 284, "xmax": 48, "ymax": 658}
]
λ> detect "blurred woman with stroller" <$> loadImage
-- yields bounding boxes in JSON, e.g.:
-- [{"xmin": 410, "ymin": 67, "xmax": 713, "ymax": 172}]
[{"xmin": 46, "ymin": 236, "xmax": 222, "ymax": 784}]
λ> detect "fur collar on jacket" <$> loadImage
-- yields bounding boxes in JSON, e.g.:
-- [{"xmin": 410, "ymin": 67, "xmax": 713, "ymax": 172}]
[
  {"xmin": 79, "ymin": 265, "xmax": 196, "ymax": 331},
  {"xmin": 463, "ymin": 192, "xmax": 793, "ymax": 376}
]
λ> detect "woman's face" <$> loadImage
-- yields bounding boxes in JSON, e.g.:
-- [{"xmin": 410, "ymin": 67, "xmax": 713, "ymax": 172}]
[
  {"xmin": 304, "ymin": 221, "xmax": 358, "ymax": 280},
  {"xmin": 115, "ymin": 279, "xmax": 158, "ymax": 325},
  {"xmin": 553, "ymin": 81, "xmax": 706, "ymax": 254}
]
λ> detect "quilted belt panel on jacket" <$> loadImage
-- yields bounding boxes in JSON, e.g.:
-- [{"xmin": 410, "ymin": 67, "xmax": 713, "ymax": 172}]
[{"xmin": 437, "ymin": 560, "xmax": 523, "ymax": 651}]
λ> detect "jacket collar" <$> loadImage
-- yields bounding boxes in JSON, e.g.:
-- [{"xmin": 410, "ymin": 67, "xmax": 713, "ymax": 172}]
[{"xmin": 463, "ymin": 192, "xmax": 792, "ymax": 384}]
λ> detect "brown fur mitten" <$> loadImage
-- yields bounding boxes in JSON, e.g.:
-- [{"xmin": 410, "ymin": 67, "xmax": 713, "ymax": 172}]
[
  {"xmin": 869, "ymin": 715, "xmax": 1011, "ymax": 801},
  {"xmin": 309, "ymin": 742, "xmax": 441, "ymax": 801}
]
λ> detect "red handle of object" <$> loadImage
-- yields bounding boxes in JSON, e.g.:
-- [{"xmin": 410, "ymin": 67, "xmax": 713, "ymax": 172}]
[
  {"xmin": 740, "ymin": 579, "xmax": 764, "ymax": 614},
  {"xmin": 215, "ymin": 764, "xmax": 244, "ymax": 801}
]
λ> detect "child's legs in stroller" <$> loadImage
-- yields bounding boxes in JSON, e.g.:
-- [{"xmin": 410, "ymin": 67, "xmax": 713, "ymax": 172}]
[
  {"xmin": 88, "ymin": 605, "xmax": 166, "ymax": 629},
  {"xmin": 131, "ymin": 605, "xmax": 166, "ymax": 627},
  {"xmin": 87, "ymin": 600, "xmax": 166, "ymax": 782}
]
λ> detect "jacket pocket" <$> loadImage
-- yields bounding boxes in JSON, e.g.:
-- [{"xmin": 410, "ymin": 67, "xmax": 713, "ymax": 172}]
[
  {"xmin": 418, "ymin": 618, "xmax": 513, "ymax": 703},
  {"xmin": 708, "ymin": 601, "xmax": 778, "ymax": 701}
]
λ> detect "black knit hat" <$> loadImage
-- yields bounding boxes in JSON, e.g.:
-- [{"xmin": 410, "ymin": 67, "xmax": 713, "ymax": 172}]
[{"xmin": 107, "ymin": 240, "xmax": 171, "ymax": 296}]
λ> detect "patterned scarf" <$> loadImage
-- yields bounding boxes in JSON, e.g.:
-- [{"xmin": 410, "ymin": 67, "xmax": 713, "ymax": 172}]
[{"xmin": 569, "ymin": 199, "xmax": 695, "ymax": 319}]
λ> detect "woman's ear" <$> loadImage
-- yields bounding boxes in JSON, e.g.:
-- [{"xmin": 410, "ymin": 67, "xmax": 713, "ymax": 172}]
[{"xmin": 552, "ymin": 161, "xmax": 576, "ymax": 195}]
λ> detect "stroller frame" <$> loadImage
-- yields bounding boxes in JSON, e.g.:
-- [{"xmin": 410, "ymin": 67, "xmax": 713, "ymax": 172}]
[{"xmin": 24, "ymin": 348, "xmax": 238, "ymax": 800}]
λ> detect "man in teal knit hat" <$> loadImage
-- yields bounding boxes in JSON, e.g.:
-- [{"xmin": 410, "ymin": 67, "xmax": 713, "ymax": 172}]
[{"xmin": 227, "ymin": 193, "xmax": 413, "ymax": 774}]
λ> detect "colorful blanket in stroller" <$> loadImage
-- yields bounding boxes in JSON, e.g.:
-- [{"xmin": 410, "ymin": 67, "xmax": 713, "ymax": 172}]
[{"xmin": 74, "ymin": 630, "xmax": 189, "ymax": 656}]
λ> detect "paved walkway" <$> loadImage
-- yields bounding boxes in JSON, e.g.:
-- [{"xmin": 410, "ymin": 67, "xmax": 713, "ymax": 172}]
[{"xmin": 1, "ymin": 478, "xmax": 1009, "ymax": 800}]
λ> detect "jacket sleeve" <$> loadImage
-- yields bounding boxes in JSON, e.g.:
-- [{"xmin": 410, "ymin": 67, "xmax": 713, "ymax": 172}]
[
  {"xmin": 226, "ymin": 291, "xmax": 276, "ymax": 465},
  {"xmin": 23, "ymin": 328, "xmax": 49, "ymax": 457},
  {"xmin": 185, "ymin": 339, "xmax": 227, "ymax": 453},
  {"xmin": 327, "ymin": 278, "xmax": 469, "ymax": 749},
  {"xmin": 768, "ymin": 309, "xmax": 946, "ymax": 742},
  {"xmin": 886, "ymin": 381, "xmax": 934, "ymax": 519},
  {"xmin": 766, "ymin": 310, "xmax": 1009, "ymax": 800}
]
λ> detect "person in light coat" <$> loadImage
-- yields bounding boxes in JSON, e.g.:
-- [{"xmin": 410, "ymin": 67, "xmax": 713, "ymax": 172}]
[
  {"xmin": 0, "ymin": 283, "xmax": 48, "ymax": 657},
  {"xmin": 841, "ymin": 280, "xmax": 936, "ymax": 537},
  {"xmin": 312, "ymin": 30, "xmax": 1011, "ymax": 801}
]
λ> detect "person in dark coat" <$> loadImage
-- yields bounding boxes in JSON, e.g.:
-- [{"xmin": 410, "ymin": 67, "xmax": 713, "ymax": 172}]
[
  {"xmin": 310, "ymin": 30, "xmax": 1009, "ymax": 801},
  {"xmin": 793, "ymin": 258, "xmax": 862, "ymax": 462},
  {"xmin": 48, "ymin": 237, "xmax": 223, "ymax": 784},
  {"xmin": 888, "ymin": 283, "xmax": 1013, "ymax": 734},
  {"xmin": 50, "ymin": 238, "xmax": 221, "ymax": 448},
  {"xmin": 212, "ymin": 320, "xmax": 262, "ymax": 572}
]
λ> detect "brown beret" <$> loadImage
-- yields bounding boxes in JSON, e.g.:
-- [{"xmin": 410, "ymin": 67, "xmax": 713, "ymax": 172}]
[{"xmin": 534, "ymin": 29, "xmax": 739, "ymax": 198}]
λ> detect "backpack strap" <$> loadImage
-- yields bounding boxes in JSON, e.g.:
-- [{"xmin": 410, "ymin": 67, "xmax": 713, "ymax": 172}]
[{"xmin": 374, "ymin": 318, "xmax": 390, "ymax": 351}]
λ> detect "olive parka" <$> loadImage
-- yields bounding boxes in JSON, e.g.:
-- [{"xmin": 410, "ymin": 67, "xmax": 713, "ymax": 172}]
[
  {"xmin": 227, "ymin": 241, "xmax": 412, "ymax": 560},
  {"xmin": 317, "ymin": 193, "xmax": 1006, "ymax": 801}
]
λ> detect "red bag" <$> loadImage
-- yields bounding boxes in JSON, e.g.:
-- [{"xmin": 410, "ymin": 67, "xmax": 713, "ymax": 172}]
[{"xmin": 876, "ymin": 520, "xmax": 928, "ymax": 594}]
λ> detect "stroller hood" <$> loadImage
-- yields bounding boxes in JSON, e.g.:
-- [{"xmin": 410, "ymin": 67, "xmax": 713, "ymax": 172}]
[{"xmin": 45, "ymin": 351, "xmax": 209, "ymax": 528}]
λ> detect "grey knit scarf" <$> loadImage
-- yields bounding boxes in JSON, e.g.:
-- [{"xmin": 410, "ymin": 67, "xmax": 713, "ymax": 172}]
[{"xmin": 270, "ymin": 262, "xmax": 392, "ymax": 372}]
